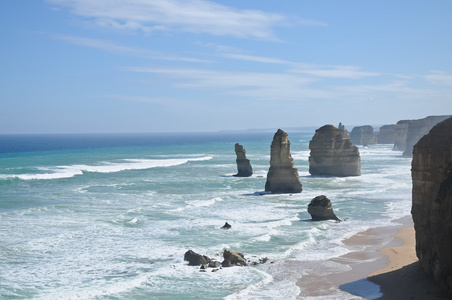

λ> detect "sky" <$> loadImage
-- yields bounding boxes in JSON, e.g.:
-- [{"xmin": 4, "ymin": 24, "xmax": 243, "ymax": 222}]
[{"xmin": 1, "ymin": 0, "xmax": 452, "ymax": 134}]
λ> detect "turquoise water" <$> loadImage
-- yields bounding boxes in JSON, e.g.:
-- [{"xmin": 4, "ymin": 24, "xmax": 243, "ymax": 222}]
[{"xmin": 0, "ymin": 131, "xmax": 412, "ymax": 299}]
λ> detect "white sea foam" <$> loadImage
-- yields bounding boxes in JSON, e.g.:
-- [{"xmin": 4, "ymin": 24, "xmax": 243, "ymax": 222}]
[{"xmin": 1, "ymin": 156, "xmax": 212, "ymax": 180}]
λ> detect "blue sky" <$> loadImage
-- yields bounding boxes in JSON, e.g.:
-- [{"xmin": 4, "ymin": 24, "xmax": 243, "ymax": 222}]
[{"xmin": 1, "ymin": 0, "xmax": 452, "ymax": 134}]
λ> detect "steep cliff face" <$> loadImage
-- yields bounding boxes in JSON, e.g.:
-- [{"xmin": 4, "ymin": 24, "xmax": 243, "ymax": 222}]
[
  {"xmin": 350, "ymin": 125, "xmax": 377, "ymax": 145},
  {"xmin": 393, "ymin": 120, "xmax": 411, "ymax": 151},
  {"xmin": 403, "ymin": 115, "xmax": 451, "ymax": 157},
  {"xmin": 265, "ymin": 129, "xmax": 302, "ymax": 193},
  {"xmin": 233, "ymin": 143, "xmax": 253, "ymax": 177},
  {"xmin": 411, "ymin": 116, "xmax": 452, "ymax": 297},
  {"xmin": 309, "ymin": 125, "xmax": 361, "ymax": 177},
  {"xmin": 377, "ymin": 124, "xmax": 395, "ymax": 144}
]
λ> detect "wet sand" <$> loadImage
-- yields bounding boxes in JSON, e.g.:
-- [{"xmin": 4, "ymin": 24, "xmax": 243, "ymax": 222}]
[{"xmin": 296, "ymin": 216, "xmax": 448, "ymax": 299}]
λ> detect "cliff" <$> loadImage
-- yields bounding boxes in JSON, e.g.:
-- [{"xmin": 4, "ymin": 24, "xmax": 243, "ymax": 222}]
[
  {"xmin": 403, "ymin": 115, "xmax": 451, "ymax": 157},
  {"xmin": 265, "ymin": 129, "xmax": 302, "ymax": 193},
  {"xmin": 393, "ymin": 120, "xmax": 411, "ymax": 151},
  {"xmin": 233, "ymin": 143, "xmax": 253, "ymax": 177},
  {"xmin": 350, "ymin": 125, "xmax": 377, "ymax": 146},
  {"xmin": 377, "ymin": 124, "xmax": 395, "ymax": 144},
  {"xmin": 309, "ymin": 125, "xmax": 361, "ymax": 177},
  {"xmin": 411, "ymin": 116, "xmax": 452, "ymax": 297}
]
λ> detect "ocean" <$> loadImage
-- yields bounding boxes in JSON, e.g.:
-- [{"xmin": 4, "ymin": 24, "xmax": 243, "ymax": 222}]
[{"xmin": 0, "ymin": 131, "xmax": 412, "ymax": 299}]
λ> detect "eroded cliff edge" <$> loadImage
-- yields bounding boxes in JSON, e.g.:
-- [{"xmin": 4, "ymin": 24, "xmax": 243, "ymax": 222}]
[{"xmin": 411, "ymin": 116, "xmax": 452, "ymax": 297}]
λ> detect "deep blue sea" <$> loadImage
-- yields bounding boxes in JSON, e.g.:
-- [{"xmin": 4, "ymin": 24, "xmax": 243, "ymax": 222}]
[{"xmin": 0, "ymin": 131, "xmax": 412, "ymax": 299}]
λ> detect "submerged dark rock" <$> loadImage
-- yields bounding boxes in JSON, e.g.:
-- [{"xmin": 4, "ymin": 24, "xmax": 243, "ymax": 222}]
[
  {"xmin": 184, "ymin": 250, "xmax": 211, "ymax": 266},
  {"xmin": 221, "ymin": 222, "xmax": 231, "ymax": 229},
  {"xmin": 307, "ymin": 195, "xmax": 340, "ymax": 221},
  {"xmin": 265, "ymin": 129, "xmax": 302, "ymax": 193}
]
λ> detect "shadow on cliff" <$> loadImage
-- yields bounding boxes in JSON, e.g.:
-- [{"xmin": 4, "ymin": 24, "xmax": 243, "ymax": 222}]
[{"xmin": 340, "ymin": 262, "xmax": 448, "ymax": 300}]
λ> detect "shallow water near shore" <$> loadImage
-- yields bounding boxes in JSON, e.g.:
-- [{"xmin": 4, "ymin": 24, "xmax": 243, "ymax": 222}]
[{"xmin": 0, "ymin": 131, "xmax": 412, "ymax": 299}]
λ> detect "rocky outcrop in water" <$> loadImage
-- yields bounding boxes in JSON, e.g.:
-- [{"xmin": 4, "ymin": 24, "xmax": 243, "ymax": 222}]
[
  {"xmin": 411, "ymin": 116, "xmax": 452, "ymax": 297},
  {"xmin": 308, "ymin": 195, "xmax": 340, "ymax": 221},
  {"xmin": 377, "ymin": 124, "xmax": 395, "ymax": 144},
  {"xmin": 338, "ymin": 122, "xmax": 350, "ymax": 139},
  {"xmin": 308, "ymin": 125, "xmax": 361, "ymax": 177},
  {"xmin": 403, "ymin": 115, "xmax": 451, "ymax": 157},
  {"xmin": 222, "ymin": 249, "xmax": 247, "ymax": 267},
  {"xmin": 265, "ymin": 129, "xmax": 302, "ymax": 193},
  {"xmin": 350, "ymin": 125, "xmax": 377, "ymax": 146},
  {"xmin": 233, "ymin": 143, "xmax": 253, "ymax": 177},
  {"xmin": 184, "ymin": 250, "xmax": 212, "ymax": 266}
]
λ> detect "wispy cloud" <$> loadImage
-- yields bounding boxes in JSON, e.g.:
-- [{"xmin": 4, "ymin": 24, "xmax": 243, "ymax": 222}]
[
  {"xmin": 124, "ymin": 66, "xmax": 450, "ymax": 104},
  {"xmin": 52, "ymin": 34, "xmax": 210, "ymax": 62},
  {"xmin": 47, "ymin": 0, "xmax": 323, "ymax": 40},
  {"xmin": 425, "ymin": 70, "xmax": 452, "ymax": 86}
]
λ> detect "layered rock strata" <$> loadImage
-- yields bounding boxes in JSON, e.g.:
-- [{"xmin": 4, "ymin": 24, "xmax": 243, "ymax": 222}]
[
  {"xmin": 309, "ymin": 125, "xmax": 361, "ymax": 176},
  {"xmin": 233, "ymin": 143, "xmax": 253, "ymax": 177},
  {"xmin": 403, "ymin": 115, "xmax": 451, "ymax": 157},
  {"xmin": 308, "ymin": 195, "xmax": 340, "ymax": 221},
  {"xmin": 377, "ymin": 124, "xmax": 395, "ymax": 144},
  {"xmin": 411, "ymin": 116, "xmax": 452, "ymax": 297},
  {"xmin": 350, "ymin": 125, "xmax": 377, "ymax": 145},
  {"xmin": 265, "ymin": 129, "xmax": 302, "ymax": 193}
]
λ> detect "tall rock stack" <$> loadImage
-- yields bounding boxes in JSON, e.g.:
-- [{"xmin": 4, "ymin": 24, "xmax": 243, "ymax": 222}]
[
  {"xmin": 377, "ymin": 124, "xmax": 395, "ymax": 144},
  {"xmin": 233, "ymin": 143, "xmax": 253, "ymax": 177},
  {"xmin": 338, "ymin": 122, "xmax": 350, "ymax": 139},
  {"xmin": 411, "ymin": 116, "xmax": 452, "ymax": 297},
  {"xmin": 350, "ymin": 125, "xmax": 377, "ymax": 145},
  {"xmin": 309, "ymin": 125, "xmax": 361, "ymax": 176},
  {"xmin": 403, "ymin": 115, "xmax": 451, "ymax": 157},
  {"xmin": 265, "ymin": 129, "xmax": 302, "ymax": 193}
]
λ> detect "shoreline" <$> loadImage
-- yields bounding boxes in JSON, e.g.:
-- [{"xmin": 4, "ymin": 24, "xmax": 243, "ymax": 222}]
[{"xmin": 296, "ymin": 216, "xmax": 448, "ymax": 299}]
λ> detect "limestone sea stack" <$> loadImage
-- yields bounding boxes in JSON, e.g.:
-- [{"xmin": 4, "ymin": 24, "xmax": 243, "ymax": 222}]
[
  {"xmin": 403, "ymin": 115, "xmax": 451, "ymax": 157},
  {"xmin": 308, "ymin": 195, "xmax": 340, "ymax": 221},
  {"xmin": 309, "ymin": 125, "xmax": 361, "ymax": 177},
  {"xmin": 265, "ymin": 129, "xmax": 302, "ymax": 193},
  {"xmin": 411, "ymin": 116, "xmax": 452, "ymax": 296},
  {"xmin": 233, "ymin": 143, "xmax": 253, "ymax": 177},
  {"xmin": 350, "ymin": 125, "xmax": 377, "ymax": 146},
  {"xmin": 393, "ymin": 119, "xmax": 411, "ymax": 151},
  {"xmin": 377, "ymin": 124, "xmax": 395, "ymax": 144}
]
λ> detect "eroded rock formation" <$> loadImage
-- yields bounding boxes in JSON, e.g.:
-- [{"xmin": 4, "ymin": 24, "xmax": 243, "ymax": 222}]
[
  {"xmin": 350, "ymin": 125, "xmax": 377, "ymax": 146},
  {"xmin": 377, "ymin": 124, "xmax": 395, "ymax": 144},
  {"xmin": 308, "ymin": 195, "xmax": 340, "ymax": 221},
  {"xmin": 233, "ymin": 143, "xmax": 253, "ymax": 177},
  {"xmin": 393, "ymin": 120, "xmax": 411, "ymax": 151},
  {"xmin": 338, "ymin": 122, "xmax": 350, "ymax": 139},
  {"xmin": 411, "ymin": 116, "xmax": 452, "ymax": 296},
  {"xmin": 403, "ymin": 115, "xmax": 451, "ymax": 157},
  {"xmin": 309, "ymin": 125, "xmax": 361, "ymax": 177},
  {"xmin": 265, "ymin": 129, "xmax": 302, "ymax": 193}
]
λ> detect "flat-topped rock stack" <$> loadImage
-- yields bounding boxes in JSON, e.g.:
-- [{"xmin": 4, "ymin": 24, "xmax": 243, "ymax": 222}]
[
  {"xmin": 265, "ymin": 129, "xmax": 302, "ymax": 193},
  {"xmin": 309, "ymin": 125, "xmax": 361, "ymax": 177},
  {"xmin": 350, "ymin": 125, "xmax": 377, "ymax": 146},
  {"xmin": 233, "ymin": 143, "xmax": 253, "ymax": 177},
  {"xmin": 377, "ymin": 124, "xmax": 395, "ymax": 144},
  {"xmin": 411, "ymin": 116, "xmax": 452, "ymax": 297}
]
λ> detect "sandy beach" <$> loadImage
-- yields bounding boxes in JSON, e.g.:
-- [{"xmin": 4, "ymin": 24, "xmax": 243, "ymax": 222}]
[{"xmin": 297, "ymin": 216, "xmax": 449, "ymax": 299}]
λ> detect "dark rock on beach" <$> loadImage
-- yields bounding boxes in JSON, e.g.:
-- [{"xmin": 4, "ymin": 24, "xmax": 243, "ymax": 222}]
[
  {"xmin": 233, "ymin": 143, "xmax": 253, "ymax": 177},
  {"xmin": 411, "ymin": 116, "xmax": 452, "ymax": 297},
  {"xmin": 265, "ymin": 129, "xmax": 302, "ymax": 193},
  {"xmin": 309, "ymin": 125, "xmax": 361, "ymax": 177},
  {"xmin": 308, "ymin": 195, "xmax": 340, "ymax": 221}
]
